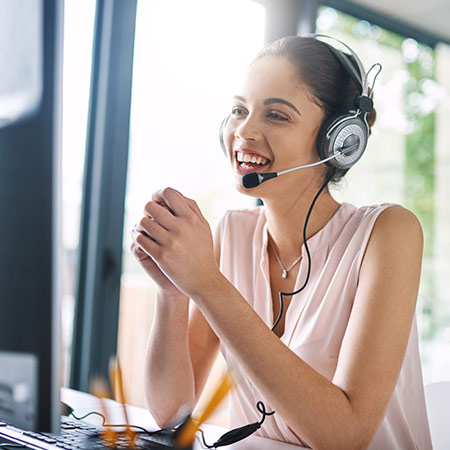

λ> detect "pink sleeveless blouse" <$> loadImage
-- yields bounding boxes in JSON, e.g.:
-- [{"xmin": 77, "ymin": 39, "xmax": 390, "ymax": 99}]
[{"xmin": 217, "ymin": 202, "xmax": 432, "ymax": 449}]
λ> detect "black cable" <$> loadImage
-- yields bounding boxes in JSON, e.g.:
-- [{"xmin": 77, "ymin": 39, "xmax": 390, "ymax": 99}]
[
  {"xmin": 70, "ymin": 411, "xmax": 104, "ymax": 422},
  {"xmin": 271, "ymin": 170, "xmax": 336, "ymax": 332},
  {"xmin": 207, "ymin": 172, "xmax": 336, "ymax": 448},
  {"xmin": 70, "ymin": 411, "xmax": 164, "ymax": 435},
  {"xmin": 198, "ymin": 401, "xmax": 275, "ymax": 448}
]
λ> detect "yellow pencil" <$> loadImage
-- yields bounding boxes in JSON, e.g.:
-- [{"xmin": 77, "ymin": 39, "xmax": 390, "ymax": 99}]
[
  {"xmin": 176, "ymin": 371, "xmax": 233, "ymax": 447},
  {"xmin": 112, "ymin": 357, "xmax": 136, "ymax": 446}
]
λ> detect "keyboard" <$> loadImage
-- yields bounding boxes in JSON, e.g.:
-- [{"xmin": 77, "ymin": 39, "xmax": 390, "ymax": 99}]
[
  {"xmin": 0, "ymin": 416, "xmax": 185, "ymax": 449},
  {"xmin": 23, "ymin": 416, "xmax": 98, "ymax": 448}
]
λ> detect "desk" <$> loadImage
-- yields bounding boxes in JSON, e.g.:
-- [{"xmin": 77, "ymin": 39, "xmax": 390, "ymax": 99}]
[{"xmin": 62, "ymin": 388, "xmax": 305, "ymax": 450}]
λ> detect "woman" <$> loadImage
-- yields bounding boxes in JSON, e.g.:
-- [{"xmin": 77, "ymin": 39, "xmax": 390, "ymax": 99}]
[{"xmin": 131, "ymin": 36, "xmax": 432, "ymax": 449}]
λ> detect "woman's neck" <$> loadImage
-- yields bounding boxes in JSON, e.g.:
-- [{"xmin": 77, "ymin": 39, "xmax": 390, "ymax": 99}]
[{"xmin": 263, "ymin": 188, "xmax": 340, "ymax": 261}]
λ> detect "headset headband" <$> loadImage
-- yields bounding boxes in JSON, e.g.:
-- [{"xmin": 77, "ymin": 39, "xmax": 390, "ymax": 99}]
[{"xmin": 303, "ymin": 33, "xmax": 370, "ymax": 98}]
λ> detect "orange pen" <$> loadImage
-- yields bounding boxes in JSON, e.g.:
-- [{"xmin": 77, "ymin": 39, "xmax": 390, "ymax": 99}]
[{"xmin": 109, "ymin": 357, "xmax": 136, "ymax": 447}]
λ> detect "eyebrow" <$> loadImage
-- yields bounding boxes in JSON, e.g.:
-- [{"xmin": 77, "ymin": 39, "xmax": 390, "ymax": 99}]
[
  {"xmin": 233, "ymin": 95, "xmax": 301, "ymax": 116},
  {"xmin": 264, "ymin": 97, "xmax": 301, "ymax": 116}
]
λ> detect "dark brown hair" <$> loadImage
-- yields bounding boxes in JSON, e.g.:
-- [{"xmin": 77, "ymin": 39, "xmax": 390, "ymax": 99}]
[{"xmin": 254, "ymin": 36, "xmax": 376, "ymax": 185}]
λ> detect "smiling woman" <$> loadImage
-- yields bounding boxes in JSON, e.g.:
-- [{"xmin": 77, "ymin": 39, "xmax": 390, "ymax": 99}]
[{"xmin": 131, "ymin": 34, "xmax": 432, "ymax": 449}]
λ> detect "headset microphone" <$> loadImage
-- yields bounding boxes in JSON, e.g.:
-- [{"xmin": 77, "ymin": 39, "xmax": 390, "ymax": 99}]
[{"xmin": 242, "ymin": 142, "xmax": 358, "ymax": 189}]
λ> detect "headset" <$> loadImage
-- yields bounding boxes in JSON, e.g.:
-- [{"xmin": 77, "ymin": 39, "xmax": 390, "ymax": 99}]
[
  {"xmin": 219, "ymin": 34, "xmax": 381, "ymax": 188},
  {"xmin": 313, "ymin": 34, "xmax": 374, "ymax": 171}
]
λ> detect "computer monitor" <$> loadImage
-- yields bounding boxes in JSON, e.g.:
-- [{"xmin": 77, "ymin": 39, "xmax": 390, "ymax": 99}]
[{"xmin": 0, "ymin": 0, "xmax": 63, "ymax": 434}]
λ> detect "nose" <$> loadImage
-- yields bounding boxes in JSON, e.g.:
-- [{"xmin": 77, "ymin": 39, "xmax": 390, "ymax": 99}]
[{"xmin": 234, "ymin": 115, "xmax": 262, "ymax": 143}]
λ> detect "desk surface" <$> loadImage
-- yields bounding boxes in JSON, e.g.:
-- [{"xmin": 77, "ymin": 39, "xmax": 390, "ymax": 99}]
[{"xmin": 62, "ymin": 388, "xmax": 305, "ymax": 450}]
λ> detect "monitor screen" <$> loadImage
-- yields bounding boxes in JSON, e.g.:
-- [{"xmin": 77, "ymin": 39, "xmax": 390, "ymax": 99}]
[{"xmin": 0, "ymin": 0, "xmax": 63, "ymax": 434}]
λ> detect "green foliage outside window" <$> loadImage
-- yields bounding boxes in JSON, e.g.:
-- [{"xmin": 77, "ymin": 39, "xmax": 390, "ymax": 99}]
[
  {"xmin": 404, "ymin": 47, "xmax": 437, "ymax": 339},
  {"xmin": 317, "ymin": 7, "xmax": 443, "ymax": 341}
]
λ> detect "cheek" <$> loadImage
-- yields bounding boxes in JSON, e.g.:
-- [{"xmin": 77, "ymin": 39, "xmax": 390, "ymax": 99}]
[
  {"xmin": 273, "ymin": 131, "xmax": 314, "ymax": 161},
  {"xmin": 291, "ymin": 127, "xmax": 320, "ymax": 158}
]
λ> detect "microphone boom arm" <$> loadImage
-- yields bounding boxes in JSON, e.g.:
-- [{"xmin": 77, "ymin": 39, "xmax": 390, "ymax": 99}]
[
  {"xmin": 241, "ymin": 144, "xmax": 357, "ymax": 189},
  {"xmin": 278, "ymin": 152, "xmax": 340, "ymax": 176}
]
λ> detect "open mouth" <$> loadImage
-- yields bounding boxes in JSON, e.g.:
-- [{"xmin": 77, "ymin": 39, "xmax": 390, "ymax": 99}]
[{"xmin": 235, "ymin": 151, "xmax": 270, "ymax": 170}]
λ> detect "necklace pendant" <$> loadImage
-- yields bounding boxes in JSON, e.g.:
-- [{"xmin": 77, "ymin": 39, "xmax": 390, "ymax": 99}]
[{"xmin": 282, "ymin": 269, "xmax": 288, "ymax": 279}]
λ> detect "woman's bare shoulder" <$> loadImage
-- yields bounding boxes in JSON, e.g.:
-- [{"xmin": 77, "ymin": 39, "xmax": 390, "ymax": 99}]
[{"xmin": 372, "ymin": 204, "xmax": 423, "ymax": 248}]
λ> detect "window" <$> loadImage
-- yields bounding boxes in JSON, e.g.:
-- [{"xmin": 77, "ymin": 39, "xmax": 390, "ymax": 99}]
[
  {"xmin": 118, "ymin": 0, "xmax": 265, "ymax": 412},
  {"xmin": 316, "ymin": 6, "xmax": 450, "ymax": 384},
  {"xmin": 61, "ymin": 0, "xmax": 96, "ymax": 385}
]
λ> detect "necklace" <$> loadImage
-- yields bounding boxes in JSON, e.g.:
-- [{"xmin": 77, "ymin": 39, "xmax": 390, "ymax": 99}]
[{"xmin": 271, "ymin": 243, "xmax": 302, "ymax": 279}]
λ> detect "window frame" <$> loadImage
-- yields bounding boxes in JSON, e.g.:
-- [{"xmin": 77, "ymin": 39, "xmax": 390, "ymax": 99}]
[{"xmin": 70, "ymin": 0, "xmax": 138, "ymax": 391}]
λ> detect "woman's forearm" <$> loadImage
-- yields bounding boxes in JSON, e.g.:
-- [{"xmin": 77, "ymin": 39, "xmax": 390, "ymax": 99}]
[
  {"xmin": 190, "ymin": 274, "xmax": 362, "ymax": 449},
  {"xmin": 144, "ymin": 291, "xmax": 196, "ymax": 427}
]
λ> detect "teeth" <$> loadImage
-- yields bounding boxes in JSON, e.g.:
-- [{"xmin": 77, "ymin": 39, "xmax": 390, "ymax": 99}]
[{"xmin": 236, "ymin": 152, "xmax": 268, "ymax": 165}]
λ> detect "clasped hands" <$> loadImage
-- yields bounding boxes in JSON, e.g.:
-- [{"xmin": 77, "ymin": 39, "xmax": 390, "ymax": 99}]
[{"xmin": 130, "ymin": 187, "xmax": 219, "ymax": 299}]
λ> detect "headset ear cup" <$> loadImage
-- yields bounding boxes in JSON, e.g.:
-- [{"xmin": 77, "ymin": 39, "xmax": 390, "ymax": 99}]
[
  {"xmin": 316, "ymin": 114, "xmax": 340, "ymax": 163},
  {"xmin": 219, "ymin": 115, "xmax": 230, "ymax": 156},
  {"xmin": 316, "ymin": 114, "xmax": 368, "ymax": 170}
]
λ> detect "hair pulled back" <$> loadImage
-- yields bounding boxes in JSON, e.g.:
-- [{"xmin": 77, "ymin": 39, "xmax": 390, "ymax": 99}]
[{"xmin": 254, "ymin": 36, "xmax": 376, "ymax": 185}]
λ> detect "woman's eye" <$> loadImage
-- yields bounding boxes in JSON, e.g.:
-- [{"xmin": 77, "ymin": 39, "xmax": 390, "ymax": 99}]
[
  {"xmin": 231, "ymin": 107, "xmax": 247, "ymax": 116},
  {"xmin": 267, "ymin": 111, "xmax": 289, "ymax": 121}
]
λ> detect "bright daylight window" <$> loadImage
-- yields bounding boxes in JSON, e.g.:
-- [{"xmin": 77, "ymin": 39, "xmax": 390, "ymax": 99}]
[
  {"xmin": 316, "ymin": 7, "xmax": 450, "ymax": 385},
  {"xmin": 61, "ymin": 0, "xmax": 96, "ymax": 385},
  {"xmin": 118, "ymin": 0, "xmax": 265, "ymax": 415}
]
